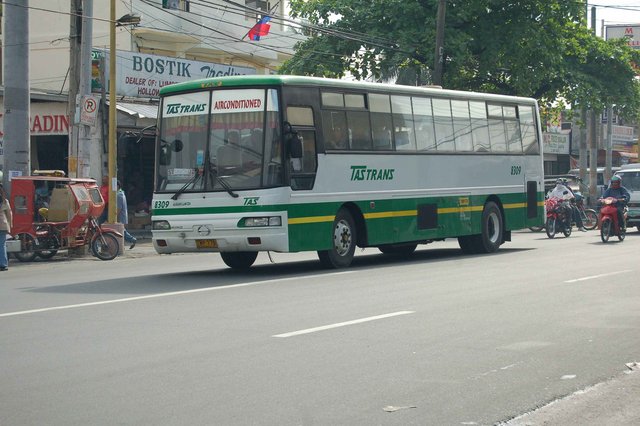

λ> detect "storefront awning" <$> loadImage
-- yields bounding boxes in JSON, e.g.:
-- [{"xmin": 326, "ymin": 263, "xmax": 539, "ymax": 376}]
[
  {"xmin": 619, "ymin": 151, "xmax": 638, "ymax": 159},
  {"xmin": 107, "ymin": 101, "xmax": 158, "ymax": 119}
]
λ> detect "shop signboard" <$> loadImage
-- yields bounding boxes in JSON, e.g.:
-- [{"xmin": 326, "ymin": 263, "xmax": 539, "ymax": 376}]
[
  {"xmin": 606, "ymin": 25, "xmax": 640, "ymax": 48},
  {"xmin": 602, "ymin": 124, "xmax": 636, "ymax": 152},
  {"xmin": 93, "ymin": 49, "xmax": 256, "ymax": 98},
  {"xmin": 543, "ymin": 132, "xmax": 570, "ymax": 155},
  {"xmin": 0, "ymin": 101, "xmax": 69, "ymax": 165}
]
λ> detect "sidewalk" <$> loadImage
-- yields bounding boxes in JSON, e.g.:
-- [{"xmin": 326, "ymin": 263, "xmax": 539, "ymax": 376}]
[
  {"xmin": 503, "ymin": 366, "xmax": 640, "ymax": 425},
  {"xmin": 7, "ymin": 229, "xmax": 157, "ymax": 267}
]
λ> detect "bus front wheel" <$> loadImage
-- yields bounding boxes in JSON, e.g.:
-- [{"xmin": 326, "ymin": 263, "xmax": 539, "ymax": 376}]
[
  {"xmin": 318, "ymin": 208, "xmax": 356, "ymax": 268},
  {"xmin": 221, "ymin": 251, "xmax": 258, "ymax": 270}
]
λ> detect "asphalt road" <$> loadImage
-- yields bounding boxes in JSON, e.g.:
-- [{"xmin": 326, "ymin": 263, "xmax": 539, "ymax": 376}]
[{"xmin": 1, "ymin": 230, "xmax": 639, "ymax": 425}]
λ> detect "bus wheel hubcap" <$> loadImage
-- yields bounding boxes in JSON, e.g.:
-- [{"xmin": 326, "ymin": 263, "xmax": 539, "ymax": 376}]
[
  {"xmin": 487, "ymin": 212, "xmax": 500, "ymax": 244},
  {"xmin": 334, "ymin": 220, "xmax": 352, "ymax": 256}
]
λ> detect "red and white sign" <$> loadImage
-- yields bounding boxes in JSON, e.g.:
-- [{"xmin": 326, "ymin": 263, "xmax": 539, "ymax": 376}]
[
  {"xmin": 606, "ymin": 25, "xmax": 640, "ymax": 48},
  {"xmin": 0, "ymin": 101, "xmax": 69, "ymax": 137},
  {"xmin": 79, "ymin": 95, "xmax": 99, "ymax": 126}
]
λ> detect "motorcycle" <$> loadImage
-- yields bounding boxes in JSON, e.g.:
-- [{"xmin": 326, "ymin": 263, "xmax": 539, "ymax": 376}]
[
  {"xmin": 9, "ymin": 173, "xmax": 122, "ymax": 261},
  {"xmin": 598, "ymin": 197, "xmax": 628, "ymax": 243},
  {"xmin": 545, "ymin": 197, "xmax": 572, "ymax": 238}
]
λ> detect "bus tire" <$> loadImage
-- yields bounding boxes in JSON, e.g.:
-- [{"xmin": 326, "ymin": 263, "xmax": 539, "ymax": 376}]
[
  {"xmin": 476, "ymin": 201, "xmax": 503, "ymax": 253},
  {"xmin": 318, "ymin": 208, "xmax": 356, "ymax": 268},
  {"xmin": 221, "ymin": 251, "xmax": 258, "ymax": 270},
  {"xmin": 378, "ymin": 243, "xmax": 417, "ymax": 256}
]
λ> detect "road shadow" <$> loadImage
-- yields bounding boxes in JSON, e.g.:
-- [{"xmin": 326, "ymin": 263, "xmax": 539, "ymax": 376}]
[{"xmin": 27, "ymin": 246, "xmax": 533, "ymax": 296}]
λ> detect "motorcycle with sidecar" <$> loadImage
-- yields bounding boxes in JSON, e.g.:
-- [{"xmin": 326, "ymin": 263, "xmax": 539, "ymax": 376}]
[{"xmin": 8, "ymin": 172, "xmax": 121, "ymax": 261}]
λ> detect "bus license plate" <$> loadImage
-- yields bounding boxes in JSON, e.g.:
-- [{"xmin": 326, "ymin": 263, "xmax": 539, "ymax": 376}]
[{"xmin": 196, "ymin": 239, "xmax": 217, "ymax": 249}]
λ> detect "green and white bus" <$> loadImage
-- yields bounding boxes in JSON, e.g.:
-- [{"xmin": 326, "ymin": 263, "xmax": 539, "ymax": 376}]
[{"xmin": 151, "ymin": 75, "xmax": 544, "ymax": 269}]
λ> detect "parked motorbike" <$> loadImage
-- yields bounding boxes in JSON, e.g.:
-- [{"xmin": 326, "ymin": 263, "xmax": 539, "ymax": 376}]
[
  {"xmin": 573, "ymin": 191, "xmax": 598, "ymax": 230},
  {"xmin": 598, "ymin": 197, "xmax": 628, "ymax": 243},
  {"xmin": 16, "ymin": 213, "xmax": 120, "ymax": 261},
  {"xmin": 545, "ymin": 197, "xmax": 572, "ymax": 238},
  {"xmin": 9, "ymin": 173, "xmax": 121, "ymax": 261}
]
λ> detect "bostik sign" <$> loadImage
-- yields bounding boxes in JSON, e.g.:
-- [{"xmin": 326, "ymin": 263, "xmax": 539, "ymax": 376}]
[{"xmin": 93, "ymin": 49, "xmax": 256, "ymax": 98}]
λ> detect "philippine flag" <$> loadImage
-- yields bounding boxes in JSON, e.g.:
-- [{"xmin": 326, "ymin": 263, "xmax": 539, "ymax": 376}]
[{"xmin": 248, "ymin": 16, "xmax": 271, "ymax": 41}]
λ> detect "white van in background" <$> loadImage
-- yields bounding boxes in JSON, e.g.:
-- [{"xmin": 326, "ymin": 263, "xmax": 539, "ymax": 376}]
[
  {"xmin": 568, "ymin": 167, "xmax": 620, "ymax": 197},
  {"xmin": 614, "ymin": 164, "xmax": 640, "ymax": 232}
]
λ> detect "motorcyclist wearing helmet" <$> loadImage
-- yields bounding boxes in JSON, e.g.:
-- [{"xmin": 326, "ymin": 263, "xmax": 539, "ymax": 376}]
[
  {"xmin": 602, "ymin": 175, "xmax": 631, "ymax": 230},
  {"xmin": 548, "ymin": 178, "xmax": 587, "ymax": 231}
]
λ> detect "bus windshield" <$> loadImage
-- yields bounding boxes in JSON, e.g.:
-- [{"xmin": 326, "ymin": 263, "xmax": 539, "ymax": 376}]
[{"xmin": 156, "ymin": 88, "xmax": 283, "ymax": 193}]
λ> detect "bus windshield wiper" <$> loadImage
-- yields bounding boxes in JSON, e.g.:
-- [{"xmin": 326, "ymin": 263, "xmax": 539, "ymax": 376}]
[
  {"xmin": 216, "ymin": 176, "xmax": 239, "ymax": 198},
  {"xmin": 171, "ymin": 170, "xmax": 200, "ymax": 200},
  {"xmin": 204, "ymin": 155, "xmax": 239, "ymax": 198}
]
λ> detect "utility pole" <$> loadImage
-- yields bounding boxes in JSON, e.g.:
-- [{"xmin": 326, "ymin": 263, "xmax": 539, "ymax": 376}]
[
  {"xmin": 68, "ymin": 0, "xmax": 94, "ymax": 178},
  {"xmin": 579, "ymin": 108, "xmax": 587, "ymax": 193},
  {"xmin": 433, "ymin": 0, "xmax": 446, "ymax": 86},
  {"xmin": 605, "ymin": 106, "xmax": 613, "ymax": 183},
  {"xmin": 2, "ymin": 0, "xmax": 31, "ymax": 191},
  {"xmin": 68, "ymin": 0, "xmax": 81, "ymax": 178},
  {"xmin": 588, "ymin": 6, "xmax": 598, "ymax": 206},
  {"xmin": 78, "ymin": 0, "xmax": 93, "ymax": 178}
]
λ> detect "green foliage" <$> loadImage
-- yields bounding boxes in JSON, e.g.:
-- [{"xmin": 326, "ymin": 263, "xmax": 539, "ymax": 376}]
[{"xmin": 281, "ymin": 0, "xmax": 640, "ymax": 119}]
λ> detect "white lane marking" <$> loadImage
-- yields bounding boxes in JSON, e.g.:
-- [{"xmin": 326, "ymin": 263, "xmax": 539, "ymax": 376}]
[
  {"xmin": 272, "ymin": 311, "xmax": 415, "ymax": 338},
  {"xmin": 564, "ymin": 270, "xmax": 632, "ymax": 283},
  {"xmin": 0, "ymin": 271, "xmax": 355, "ymax": 318}
]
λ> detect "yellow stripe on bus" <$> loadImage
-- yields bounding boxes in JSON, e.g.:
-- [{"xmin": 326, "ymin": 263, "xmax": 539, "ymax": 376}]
[
  {"xmin": 288, "ymin": 202, "xmax": 535, "ymax": 224},
  {"xmin": 288, "ymin": 215, "xmax": 336, "ymax": 225},
  {"xmin": 503, "ymin": 202, "xmax": 526, "ymax": 209}
]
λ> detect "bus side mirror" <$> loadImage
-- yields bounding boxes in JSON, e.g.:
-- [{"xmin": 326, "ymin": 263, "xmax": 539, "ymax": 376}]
[
  {"xmin": 284, "ymin": 121, "xmax": 302, "ymax": 159},
  {"xmin": 171, "ymin": 139, "xmax": 183, "ymax": 152}
]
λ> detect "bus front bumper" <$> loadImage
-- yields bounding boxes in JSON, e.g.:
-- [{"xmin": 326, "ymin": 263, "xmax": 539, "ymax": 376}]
[{"xmin": 151, "ymin": 214, "xmax": 289, "ymax": 254}]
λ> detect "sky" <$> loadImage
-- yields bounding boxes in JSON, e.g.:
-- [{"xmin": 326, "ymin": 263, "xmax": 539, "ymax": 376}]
[{"xmin": 591, "ymin": 1, "xmax": 640, "ymax": 37}]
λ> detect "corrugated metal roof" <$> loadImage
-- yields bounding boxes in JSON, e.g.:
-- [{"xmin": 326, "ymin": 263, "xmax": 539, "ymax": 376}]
[{"xmin": 110, "ymin": 101, "xmax": 158, "ymax": 119}]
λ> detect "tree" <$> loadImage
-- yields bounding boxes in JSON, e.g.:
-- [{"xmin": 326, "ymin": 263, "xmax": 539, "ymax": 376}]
[{"xmin": 281, "ymin": 0, "xmax": 640, "ymax": 116}]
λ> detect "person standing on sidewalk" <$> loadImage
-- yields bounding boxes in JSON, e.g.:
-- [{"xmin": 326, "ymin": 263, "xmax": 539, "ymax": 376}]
[
  {"xmin": 116, "ymin": 180, "xmax": 137, "ymax": 249},
  {"xmin": 0, "ymin": 183, "xmax": 13, "ymax": 271}
]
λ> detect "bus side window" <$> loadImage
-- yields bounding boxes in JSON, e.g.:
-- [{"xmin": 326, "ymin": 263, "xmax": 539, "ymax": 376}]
[{"xmin": 347, "ymin": 110, "xmax": 372, "ymax": 150}]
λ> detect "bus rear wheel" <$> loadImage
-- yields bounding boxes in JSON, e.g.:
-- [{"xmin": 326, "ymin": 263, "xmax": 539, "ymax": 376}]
[
  {"xmin": 458, "ymin": 202, "xmax": 503, "ymax": 254},
  {"xmin": 318, "ymin": 208, "xmax": 356, "ymax": 269},
  {"xmin": 221, "ymin": 251, "xmax": 258, "ymax": 270},
  {"xmin": 477, "ymin": 202, "xmax": 503, "ymax": 253}
]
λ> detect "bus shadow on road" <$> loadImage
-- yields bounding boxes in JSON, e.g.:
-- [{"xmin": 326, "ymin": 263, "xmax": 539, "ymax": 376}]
[{"xmin": 27, "ymin": 247, "xmax": 533, "ymax": 296}]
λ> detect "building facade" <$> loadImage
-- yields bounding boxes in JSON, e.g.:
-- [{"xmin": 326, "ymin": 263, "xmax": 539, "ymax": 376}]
[{"xmin": 1, "ymin": 0, "xmax": 302, "ymax": 215}]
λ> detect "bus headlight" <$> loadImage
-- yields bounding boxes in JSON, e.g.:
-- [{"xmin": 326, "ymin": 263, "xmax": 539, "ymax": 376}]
[
  {"xmin": 242, "ymin": 216, "xmax": 282, "ymax": 227},
  {"xmin": 153, "ymin": 220, "xmax": 171, "ymax": 230}
]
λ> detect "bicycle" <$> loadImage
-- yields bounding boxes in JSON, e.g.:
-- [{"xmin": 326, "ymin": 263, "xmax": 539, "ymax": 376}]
[{"xmin": 574, "ymin": 192, "xmax": 598, "ymax": 230}]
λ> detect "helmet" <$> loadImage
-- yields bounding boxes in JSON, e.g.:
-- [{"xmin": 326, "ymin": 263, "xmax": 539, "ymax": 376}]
[
  {"xmin": 556, "ymin": 178, "xmax": 565, "ymax": 185},
  {"xmin": 611, "ymin": 175, "xmax": 621, "ymax": 188}
]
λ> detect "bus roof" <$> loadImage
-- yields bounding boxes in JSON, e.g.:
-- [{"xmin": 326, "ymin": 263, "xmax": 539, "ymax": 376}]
[{"xmin": 159, "ymin": 75, "xmax": 538, "ymax": 105}]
